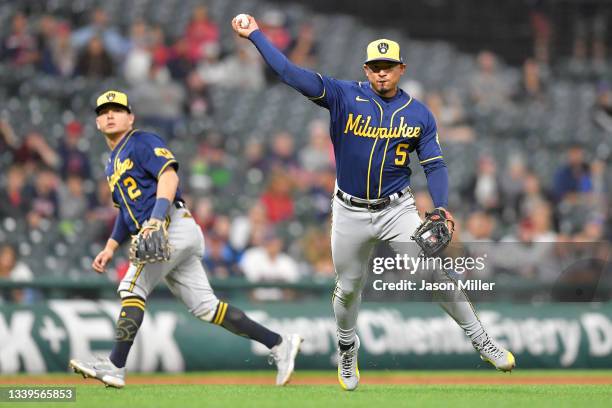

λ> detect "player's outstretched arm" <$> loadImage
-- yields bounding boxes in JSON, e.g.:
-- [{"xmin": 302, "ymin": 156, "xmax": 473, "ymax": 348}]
[{"xmin": 231, "ymin": 14, "xmax": 324, "ymax": 99}]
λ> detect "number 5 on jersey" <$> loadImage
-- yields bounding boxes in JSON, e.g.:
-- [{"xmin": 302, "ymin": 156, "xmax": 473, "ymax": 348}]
[
  {"xmin": 123, "ymin": 176, "xmax": 141, "ymax": 200},
  {"xmin": 395, "ymin": 143, "xmax": 409, "ymax": 166}
]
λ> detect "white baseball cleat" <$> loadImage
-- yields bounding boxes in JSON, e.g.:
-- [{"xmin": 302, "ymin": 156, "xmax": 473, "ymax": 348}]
[
  {"xmin": 472, "ymin": 334, "xmax": 516, "ymax": 372},
  {"xmin": 337, "ymin": 336, "xmax": 360, "ymax": 391},
  {"xmin": 69, "ymin": 356, "xmax": 126, "ymax": 388},
  {"xmin": 269, "ymin": 333, "xmax": 303, "ymax": 386}
]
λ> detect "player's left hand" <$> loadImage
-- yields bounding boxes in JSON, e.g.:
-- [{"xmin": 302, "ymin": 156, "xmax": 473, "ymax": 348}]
[
  {"xmin": 411, "ymin": 207, "xmax": 455, "ymax": 257},
  {"xmin": 129, "ymin": 219, "xmax": 171, "ymax": 265}
]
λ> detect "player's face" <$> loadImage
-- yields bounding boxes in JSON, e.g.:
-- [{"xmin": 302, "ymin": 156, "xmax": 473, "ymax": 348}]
[
  {"xmin": 363, "ymin": 61, "xmax": 406, "ymax": 97},
  {"xmin": 96, "ymin": 106, "xmax": 134, "ymax": 137}
]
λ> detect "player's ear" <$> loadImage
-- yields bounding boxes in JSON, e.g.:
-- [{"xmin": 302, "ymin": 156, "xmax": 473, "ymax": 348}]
[
  {"xmin": 95, "ymin": 118, "xmax": 101, "ymax": 130},
  {"xmin": 399, "ymin": 63, "xmax": 406, "ymax": 75},
  {"xmin": 128, "ymin": 113, "xmax": 135, "ymax": 127}
]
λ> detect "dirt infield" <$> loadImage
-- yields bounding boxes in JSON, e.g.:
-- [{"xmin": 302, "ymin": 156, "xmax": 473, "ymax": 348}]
[{"xmin": 2, "ymin": 373, "xmax": 612, "ymax": 386}]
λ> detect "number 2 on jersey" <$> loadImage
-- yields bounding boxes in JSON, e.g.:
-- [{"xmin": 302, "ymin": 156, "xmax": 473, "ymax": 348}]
[
  {"xmin": 395, "ymin": 143, "xmax": 409, "ymax": 166},
  {"xmin": 123, "ymin": 177, "xmax": 142, "ymax": 200}
]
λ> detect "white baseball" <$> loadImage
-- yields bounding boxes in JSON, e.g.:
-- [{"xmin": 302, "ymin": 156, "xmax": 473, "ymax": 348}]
[{"xmin": 235, "ymin": 14, "xmax": 250, "ymax": 29}]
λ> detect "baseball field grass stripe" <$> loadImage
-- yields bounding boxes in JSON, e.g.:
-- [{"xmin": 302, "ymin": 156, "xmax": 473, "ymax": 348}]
[{"xmin": 128, "ymin": 264, "xmax": 145, "ymax": 292}]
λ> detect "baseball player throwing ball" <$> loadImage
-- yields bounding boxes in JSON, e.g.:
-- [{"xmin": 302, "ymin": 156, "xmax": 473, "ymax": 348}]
[
  {"xmin": 68, "ymin": 90, "xmax": 302, "ymax": 388},
  {"xmin": 232, "ymin": 15, "xmax": 515, "ymax": 391}
]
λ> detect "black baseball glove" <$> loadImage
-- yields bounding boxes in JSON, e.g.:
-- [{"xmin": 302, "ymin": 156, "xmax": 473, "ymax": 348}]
[
  {"xmin": 411, "ymin": 208, "xmax": 455, "ymax": 257},
  {"xmin": 129, "ymin": 219, "xmax": 171, "ymax": 265}
]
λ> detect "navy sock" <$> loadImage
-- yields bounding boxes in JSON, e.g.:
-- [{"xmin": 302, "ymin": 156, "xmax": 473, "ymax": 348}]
[
  {"xmin": 109, "ymin": 297, "xmax": 145, "ymax": 368},
  {"xmin": 213, "ymin": 301, "xmax": 281, "ymax": 349}
]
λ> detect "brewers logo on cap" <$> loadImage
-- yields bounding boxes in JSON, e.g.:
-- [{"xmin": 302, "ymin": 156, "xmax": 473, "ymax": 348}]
[
  {"xmin": 95, "ymin": 90, "xmax": 132, "ymax": 114},
  {"xmin": 365, "ymin": 39, "xmax": 403, "ymax": 64}
]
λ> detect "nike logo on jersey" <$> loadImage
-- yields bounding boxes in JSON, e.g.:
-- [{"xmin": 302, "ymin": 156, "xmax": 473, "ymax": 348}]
[{"xmin": 355, "ymin": 96, "xmax": 369, "ymax": 102}]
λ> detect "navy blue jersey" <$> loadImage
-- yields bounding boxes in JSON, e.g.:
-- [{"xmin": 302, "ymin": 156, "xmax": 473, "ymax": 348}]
[
  {"xmin": 311, "ymin": 77, "xmax": 443, "ymax": 200},
  {"xmin": 105, "ymin": 129, "xmax": 180, "ymax": 234}
]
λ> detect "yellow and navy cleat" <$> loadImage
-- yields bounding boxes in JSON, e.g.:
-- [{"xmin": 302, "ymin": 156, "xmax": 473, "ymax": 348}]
[
  {"xmin": 337, "ymin": 336, "xmax": 360, "ymax": 391},
  {"xmin": 472, "ymin": 334, "xmax": 516, "ymax": 372}
]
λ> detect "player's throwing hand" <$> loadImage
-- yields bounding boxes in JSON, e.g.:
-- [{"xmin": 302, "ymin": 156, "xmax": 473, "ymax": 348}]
[{"xmin": 231, "ymin": 14, "xmax": 258, "ymax": 38}]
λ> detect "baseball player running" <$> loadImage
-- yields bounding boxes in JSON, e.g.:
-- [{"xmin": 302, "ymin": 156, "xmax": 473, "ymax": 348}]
[
  {"xmin": 232, "ymin": 15, "xmax": 515, "ymax": 391},
  {"xmin": 69, "ymin": 90, "xmax": 302, "ymax": 388}
]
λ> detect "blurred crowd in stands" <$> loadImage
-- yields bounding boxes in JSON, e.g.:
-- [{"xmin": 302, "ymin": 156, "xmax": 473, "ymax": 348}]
[{"xmin": 0, "ymin": 4, "xmax": 610, "ymax": 304}]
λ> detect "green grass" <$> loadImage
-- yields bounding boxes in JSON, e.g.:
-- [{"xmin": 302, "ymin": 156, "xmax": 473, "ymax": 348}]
[{"xmin": 3, "ymin": 371, "xmax": 611, "ymax": 408}]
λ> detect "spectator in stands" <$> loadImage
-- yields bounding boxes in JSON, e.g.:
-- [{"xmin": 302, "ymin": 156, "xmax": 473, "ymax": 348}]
[
  {"xmin": 500, "ymin": 154, "xmax": 527, "ymax": 220},
  {"xmin": 39, "ymin": 21, "xmax": 76, "ymax": 77},
  {"xmin": 0, "ymin": 165, "xmax": 27, "ymax": 219},
  {"xmin": 230, "ymin": 202, "xmax": 269, "ymax": 253},
  {"xmin": 527, "ymin": 201, "xmax": 557, "ymax": 242},
  {"xmin": 58, "ymin": 120, "xmax": 91, "ymax": 179},
  {"xmin": 74, "ymin": 36, "xmax": 114, "ymax": 78},
  {"xmin": 194, "ymin": 42, "xmax": 265, "ymax": 90},
  {"xmin": 24, "ymin": 167, "xmax": 59, "ymax": 228},
  {"xmin": 289, "ymin": 22, "xmax": 318, "ymax": 68},
  {"xmin": 71, "ymin": 8, "xmax": 129, "ymax": 58},
  {"xmin": 260, "ymin": 10, "xmax": 292, "ymax": 54},
  {"xmin": 189, "ymin": 135, "xmax": 234, "ymax": 193},
  {"xmin": 569, "ymin": 2, "xmax": 608, "ymax": 74},
  {"xmin": 425, "ymin": 90, "xmax": 475, "ymax": 143},
  {"xmin": 462, "ymin": 154, "xmax": 502, "ymax": 214},
  {"xmin": 267, "ymin": 130, "xmax": 300, "ymax": 173},
  {"xmin": 203, "ymin": 232, "xmax": 242, "ymax": 279},
  {"xmin": 243, "ymin": 137, "xmax": 267, "ymax": 174},
  {"xmin": 86, "ymin": 179, "xmax": 116, "ymax": 242},
  {"xmin": 192, "ymin": 197, "xmax": 216, "ymax": 232},
  {"xmin": 129, "ymin": 64, "xmax": 186, "ymax": 139},
  {"xmin": 593, "ymin": 81, "xmax": 612, "ymax": 133},
  {"xmin": 299, "ymin": 119, "xmax": 334, "ymax": 173},
  {"xmin": 553, "ymin": 144, "xmax": 592, "ymax": 202},
  {"xmin": 0, "ymin": 119, "xmax": 19, "ymax": 156},
  {"xmin": 58, "ymin": 174, "xmax": 89, "ymax": 221},
  {"xmin": 306, "ymin": 167, "xmax": 336, "ymax": 222},
  {"xmin": 184, "ymin": 5, "xmax": 219, "ymax": 64},
  {"xmin": 0, "ymin": 243, "xmax": 36, "ymax": 304},
  {"xmin": 124, "ymin": 20, "xmax": 152, "ymax": 84},
  {"xmin": 519, "ymin": 171, "xmax": 549, "ymax": 219},
  {"xmin": 469, "ymin": 50, "xmax": 514, "ymax": 111},
  {"xmin": 260, "ymin": 171, "xmax": 295, "ymax": 224},
  {"xmin": 515, "ymin": 58, "xmax": 548, "ymax": 103},
  {"xmin": 527, "ymin": 0, "xmax": 552, "ymax": 65},
  {"xmin": 300, "ymin": 227, "xmax": 333, "ymax": 277},
  {"xmin": 149, "ymin": 25, "xmax": 171, "ymax": 73},
  {"xmin": 13, "ymin": 129, "xmax": 60, "ymax": 174},
  {"xmin": 463, "ymin": 210, "xmax": 496, "ymax": 242},
  {"xmin": 185, "ymin": 44, "xmax": 216, "ymax": 116},
  {"xmin": 240, "ymin": 228, "xmax": 300, "ymax": 301},
  {"xmin": 1, "ymin": 12, "xmax": 39, "ymax": 67}
]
